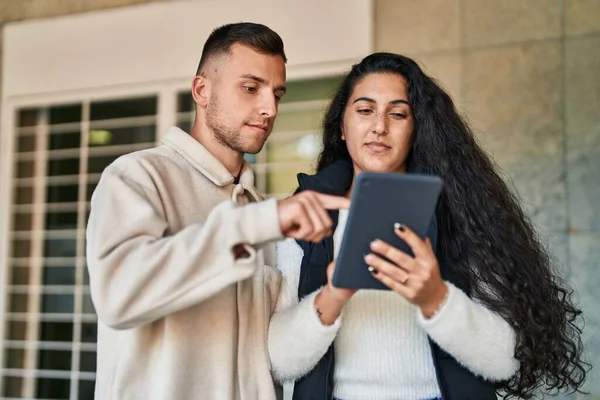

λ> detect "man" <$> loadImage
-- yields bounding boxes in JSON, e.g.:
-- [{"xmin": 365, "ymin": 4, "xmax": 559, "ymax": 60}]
[{"xmin": 86, "ymin": 22, "xmax": 349, "ymax": 400}]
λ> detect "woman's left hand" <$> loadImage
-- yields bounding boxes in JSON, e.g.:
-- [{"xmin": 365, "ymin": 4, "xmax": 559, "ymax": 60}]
[{"xmin": 365, "ymin": 223, "xmax": 448, "ymax": 318}]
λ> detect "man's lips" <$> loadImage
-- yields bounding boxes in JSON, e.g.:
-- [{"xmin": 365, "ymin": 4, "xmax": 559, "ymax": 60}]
[{"xmin": 246, "ymin": 124, "xmax": 268, "ymax": 133}]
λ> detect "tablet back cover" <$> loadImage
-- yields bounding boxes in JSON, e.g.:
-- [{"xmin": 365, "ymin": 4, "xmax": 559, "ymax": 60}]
[{"xmin": 332, "ymin": 172, "xmax": 443, "ymax": 290}]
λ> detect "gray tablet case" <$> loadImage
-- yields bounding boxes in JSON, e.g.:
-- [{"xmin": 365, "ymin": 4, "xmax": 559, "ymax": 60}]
[{"xmin": 332, "ymin": 172, "xmax": 443, "ymax": 290}]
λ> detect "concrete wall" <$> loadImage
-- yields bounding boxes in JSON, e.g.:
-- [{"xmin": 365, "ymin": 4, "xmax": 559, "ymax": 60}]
[{"xmin": 375, "ymin": 0, "xmax": 600, "ymax": 398}]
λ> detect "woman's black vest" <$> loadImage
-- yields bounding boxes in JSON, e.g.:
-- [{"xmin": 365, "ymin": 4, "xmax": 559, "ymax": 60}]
[{"xmin": 291, "ymin": 159, "xmax": 497, "ymax": 400}]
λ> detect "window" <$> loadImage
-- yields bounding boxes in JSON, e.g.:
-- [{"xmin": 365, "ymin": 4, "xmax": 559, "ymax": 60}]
[
  {"xmin": 2, "ymin": 76, "xmax": 340, "ymax": 398},
  {"xmin": 2, "ymin": 97, "xmax": 158, "ymax": 399}
]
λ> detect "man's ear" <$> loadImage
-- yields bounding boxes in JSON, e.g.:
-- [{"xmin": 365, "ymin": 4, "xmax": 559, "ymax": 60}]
[{"xmin": 192, "ymin": 75, "xmax": 209, "ymax": 107}]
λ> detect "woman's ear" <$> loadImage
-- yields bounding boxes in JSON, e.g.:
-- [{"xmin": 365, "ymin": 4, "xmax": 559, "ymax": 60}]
[{"xmin": 341, "ymin": 126, "xmax": 346, "ymax": 141}]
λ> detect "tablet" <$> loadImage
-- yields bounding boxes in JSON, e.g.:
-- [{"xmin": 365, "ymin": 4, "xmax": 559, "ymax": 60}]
[{"xmin": 332, "ymin": 172, "xmax": 443, "ymax": 290}]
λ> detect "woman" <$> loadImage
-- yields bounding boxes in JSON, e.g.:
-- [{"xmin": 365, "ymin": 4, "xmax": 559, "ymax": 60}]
[{"xmin": 272, "ymin": 53, "xmax": 588, "ymax": 399}]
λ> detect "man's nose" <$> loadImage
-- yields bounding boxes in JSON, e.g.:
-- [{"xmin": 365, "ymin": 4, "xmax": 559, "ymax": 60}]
[{"xmin": 259, "ymin": 93, "xmax": 278, "ymax": 118}]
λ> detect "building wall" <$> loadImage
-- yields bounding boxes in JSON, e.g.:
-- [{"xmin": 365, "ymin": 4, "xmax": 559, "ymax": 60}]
[
  {"xmin": 0, "ymin": 0, "xmax": 167, "ymax": 107},
  {"xmin": 375, "ymin": 0, "xmax": 600, "ymax": 398},
  {"xmin": 1, "ymin": 0, "xmax": 599, "ymax": 398}
]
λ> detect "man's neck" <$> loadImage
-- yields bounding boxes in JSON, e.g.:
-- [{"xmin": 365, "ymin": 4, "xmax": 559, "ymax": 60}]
[{"xmin": 190, "ymin": 124, "xmax": 244, "ymax": 177}]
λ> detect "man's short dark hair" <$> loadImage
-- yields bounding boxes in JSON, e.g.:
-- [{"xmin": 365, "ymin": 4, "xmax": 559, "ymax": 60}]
[{"xmin": 196, "ymin": 22, "xmax": 287, "ymax": 75}]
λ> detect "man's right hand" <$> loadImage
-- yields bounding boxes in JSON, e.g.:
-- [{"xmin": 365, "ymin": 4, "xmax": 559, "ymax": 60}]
[{"xmin": 277, "ymin": 190, "xmax": 350, "ymax": 243}]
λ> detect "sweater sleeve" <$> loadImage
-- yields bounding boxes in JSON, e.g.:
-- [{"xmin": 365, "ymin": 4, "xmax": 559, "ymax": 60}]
[
  {"xmin": 86, "ymin": 162, "xmax": 283, "ymax": 330},
  {"xmin": 267, "ymin": 238, "xmax": 341, "ymax": 383},
  {"xmin": 416, "ymin": 282, "xmax": 520, "ymax": 381}
]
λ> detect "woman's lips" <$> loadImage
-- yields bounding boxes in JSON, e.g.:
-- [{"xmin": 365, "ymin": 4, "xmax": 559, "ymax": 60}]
[{"xmin": 365, "ymin": 142, "xmax": 391, "ymax": 152}]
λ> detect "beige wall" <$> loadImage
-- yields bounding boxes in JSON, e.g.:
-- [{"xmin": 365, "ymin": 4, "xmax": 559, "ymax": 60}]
[
  {"xmin": 2, "ymin": 0, "xmax": 371, "ymax": 99},
  {"xmin": 0, "ymin": 0, "xmax": 166, "ymax": 106},
  {"xmin": 375, "ymin": 0, "xmax": 600, "ymax": 398}
]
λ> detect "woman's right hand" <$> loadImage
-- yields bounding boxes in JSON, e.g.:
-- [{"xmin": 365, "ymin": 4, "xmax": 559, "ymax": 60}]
[
  {"xmin": 313, "ymin": 260, "xmax": 357, "ymax": 325},
  {"xmin": 325, "ymin": 260, "xmax": 357, "ymax": 303}
]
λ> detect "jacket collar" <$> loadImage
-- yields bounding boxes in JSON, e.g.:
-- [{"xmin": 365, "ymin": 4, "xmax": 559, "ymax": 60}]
[
  {"xmin": 296, "ymin": 158, "xmax": 354, "ymax": 196},
  {"xmin": 161, "ymin": 126, "xmax": 254, "ymax": 187},
  {"xmin": 297, "ymin": 157, "xmax": 429, "ymax": 196}
]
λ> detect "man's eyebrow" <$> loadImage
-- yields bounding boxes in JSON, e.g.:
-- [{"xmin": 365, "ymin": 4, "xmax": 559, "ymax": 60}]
[
  {"xmin": 240, "ymin": 74, "xmax": 286, "ymax": 94},
  {"xmin": 240, "ymin": 73, "xmax": 265, "ymax": 83}
]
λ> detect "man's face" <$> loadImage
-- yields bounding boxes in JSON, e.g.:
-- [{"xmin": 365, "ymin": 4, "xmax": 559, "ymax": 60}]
[{"xmin": 202, "ymin": 44, "xmax": 286, "ymax": 154}]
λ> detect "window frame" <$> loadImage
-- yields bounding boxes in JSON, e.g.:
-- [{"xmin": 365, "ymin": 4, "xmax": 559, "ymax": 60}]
[{"xmin": 0, "ymin": 82, "xmax": 178, "ymax": 398}]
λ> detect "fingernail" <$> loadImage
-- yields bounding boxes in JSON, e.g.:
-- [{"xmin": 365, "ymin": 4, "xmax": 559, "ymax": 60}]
[
  {"xmin": 364, "ymin": 254, "xmax": 372, "ymax": 262},
  {"xmin": 394, "ymin": 223, "xmax": 405, "ymax": 232},
  {"xmin": 370, "ymin": 240, "xmax": 379, "ymax": 249}
]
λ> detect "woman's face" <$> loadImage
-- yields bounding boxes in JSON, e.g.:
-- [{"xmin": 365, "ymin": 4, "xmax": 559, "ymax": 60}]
[{"xmin": 341, "ymin": 73, "xmax": 414, "ymax": 175}]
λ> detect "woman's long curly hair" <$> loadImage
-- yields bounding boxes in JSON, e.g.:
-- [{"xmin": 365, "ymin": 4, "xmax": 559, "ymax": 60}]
[{"xmin": 318, "ymin": 52, "xmax": 590, "ymax": 398}]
